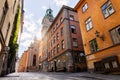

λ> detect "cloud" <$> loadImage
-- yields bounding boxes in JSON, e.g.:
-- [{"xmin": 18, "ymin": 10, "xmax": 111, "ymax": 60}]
[
  {"xmin": 24, "ymin": 13, "xmax": 37, "ymax": 34},
  {"xmin": 54, "ymin": 0, "xmax": 69, "ymax": 6},
  {"xmin": 35, "ymin": 17, "xmax": 43, "ymax": 40},
  {"xmin": 42, "ymin": 6, "xmax": 47, "ymax": 10},
  {"xmin": 18, "ymin": 11, "xmax": 40, "ymax": 57},
  {"xmin": 21, "ymin": 40, "xmax": 33, "ymax": 48},
  {"xmin": 21, "ymin": 32, "xmax": 32, "ymax": 41},
  {"xmin": 37, "ymin": 17, "xmax": 43, "ymax": 27}
]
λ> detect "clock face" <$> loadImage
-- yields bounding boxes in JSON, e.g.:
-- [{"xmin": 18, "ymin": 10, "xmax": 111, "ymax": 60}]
[
  {"xmin": 43, "ymin": 18, "xmax": 49, "ymax": 24},
  {"xmin": 49, "ymin": 18, "xmax": 53, "ymax": 22}
]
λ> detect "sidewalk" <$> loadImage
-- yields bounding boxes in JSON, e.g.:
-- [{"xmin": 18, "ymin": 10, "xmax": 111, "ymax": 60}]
[{"xmin": 70, "ymin": 72, "xmax": 120, "ymax": 80}]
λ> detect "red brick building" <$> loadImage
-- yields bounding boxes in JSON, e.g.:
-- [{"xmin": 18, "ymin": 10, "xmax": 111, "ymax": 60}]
[{"xmin": 41, "ymin": 6, "xmax": 87, "ymax": 72}]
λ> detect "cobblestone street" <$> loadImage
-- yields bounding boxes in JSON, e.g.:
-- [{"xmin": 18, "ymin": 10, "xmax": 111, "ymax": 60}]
[{"xmin": 0, "ymin": 72, "xmax": 120, "ymax": 80}]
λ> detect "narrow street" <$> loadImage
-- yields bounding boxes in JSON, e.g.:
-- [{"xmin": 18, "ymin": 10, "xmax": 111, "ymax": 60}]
[{"xmin": 0, "ymin": 72, "xmax": 120, "ymax": 80}]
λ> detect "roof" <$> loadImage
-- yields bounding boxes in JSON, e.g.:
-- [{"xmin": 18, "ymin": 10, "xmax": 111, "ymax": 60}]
[
  {"xmin": 47, "ymin": 5, "xmax": 76, "ymax": 32},
  {"xmin": 74, "ymin": 0, "xmax": 84, "ymax": 10}
]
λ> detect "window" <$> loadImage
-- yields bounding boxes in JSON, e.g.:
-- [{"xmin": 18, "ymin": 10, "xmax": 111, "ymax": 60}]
[
  {"xmin": 110, "ymin": 26, "xmax": 120, "ymax": 44},
  {"xmin": 112, "ymin": 61, "xmax": 118, "ymax": 68},
  {"xmin": 53, "ymin": 27, "xmax": 56, "ymax": 32},
  {"xmin": 89, "ymin": 39, "xmax": 98, "ymax": 52},
  {"xmin": 61, "ymin": 40, "xmax": 65, "ymax": 49},
  {"xmin": 51, "ymin": 40, "xmax": 52, "ymax": 47},
  {"xmin": 56, "ymin": 23, "xmax": 58, "ymax": 28},
  {"xmin": 53, "ymin": 36, "xmax": 55, "ymax": 43},
  {"xmin": 82, "ymin": 3, "xmax": 88, "ymax": 12},
  {"xmin": 33, "ymin": 55, "xmax": 36, "ymax": 66},
  {"xmin": 118, "ymin": 28, "xmax": 120, "ymax": 35},
  {"xmin": 70, "ymin": 15, "xmax": 74, "ymax": 20},
  {"xmin": 61, "ymin": 27, "xmax": 64, "ymax": 36},
  {"xmin": 52, "ymin": 50, "xmax": 54, "ymax": 57},
  {"xmin": 0, "ymin": 1, "xmax": 8, "ymax": 28},
  {"xmin": 60, "ymin": 17, "xmax": 63, "ymax": 22},
  {"xmin": 85, "ymin": 17, "xmax": 93, "ymax": 31},
  {"xmin": 57, "ymin": 44, "xmax": 59, "ymax": 52},
  {"xmin": 53, "ymin": 47, "xmax": 56, "ymax": 54},
  {"xmin": 102, "ymin": 1, "xmax": 115, "ymax": 18},
  {"xmin": 56, "ymin": 33, "xmax": 59, "ymax": 40},
  {"xmin": 70, "ymin": 25, "xmax": 76, "ymax": 33},
  {"xmin": 48, "ymin": 52, "xmax": 50, "ymax": 58},
  {"xmin": 104, "ymin": 63, "xmax": 110, "ymax": 69},
  {"xmin": 73, "ymin": 38, "xmax": 78, "ymax": 47}
]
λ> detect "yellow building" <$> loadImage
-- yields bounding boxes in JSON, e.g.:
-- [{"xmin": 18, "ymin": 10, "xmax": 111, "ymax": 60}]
[{"xmin": 75, "ymin": 0, "xmax": 120, "ymax": 73}]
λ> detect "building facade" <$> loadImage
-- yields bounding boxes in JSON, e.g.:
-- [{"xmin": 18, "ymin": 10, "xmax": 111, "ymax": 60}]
[
  {"xmin": 25, "ymin": 38, "xmax": 40, "ymax": 72},
  {"xmin": 41, "ymin": 6, "xmax": 87, "ymax": 72},
  {"xmin": 17, "ymin": 50, "xmax": 28, "ymax": 72},
  {"xmin": 0, "ymin": 0, "xmax": 24, "ymax": 76},
  {"xmin": 75, "ymin": 0, "xmax": 120, "ymax": 73},
  {"xmin": 18, "ymin": 38, "xmax": 40, "ymax": 72},
  {"xmin": 41, "ymin": 8, "xmax": 54, "ymax": 72}
]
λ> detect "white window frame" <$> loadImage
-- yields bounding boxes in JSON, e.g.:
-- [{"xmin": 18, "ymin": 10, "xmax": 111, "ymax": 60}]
[
  {"xmin": 101, "ymin": 1, "xmax": 115, "ymax": 18},
  {"xmin": 82, "ymin": 3, "xmax": 88, "ymax": 12},
  {"xmin": 85, "ymin": 17, "xmax": 93, "ymax": 31}
]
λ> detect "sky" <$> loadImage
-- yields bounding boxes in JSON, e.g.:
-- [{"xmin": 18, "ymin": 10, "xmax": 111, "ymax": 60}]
[{"xmin": 18, "ymin": 0, "xmax": 79, "ymax": 57}]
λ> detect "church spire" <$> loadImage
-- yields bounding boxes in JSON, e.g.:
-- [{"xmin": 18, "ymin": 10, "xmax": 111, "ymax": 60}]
[{"xmin": 45, "ymin": 8, "xmax": 53, "ymax": 17}]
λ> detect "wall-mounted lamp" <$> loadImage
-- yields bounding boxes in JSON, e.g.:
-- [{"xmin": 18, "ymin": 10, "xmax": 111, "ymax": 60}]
[{"xmin": 95, "ymin": 30, "xmax": 104, "ymax": 41}]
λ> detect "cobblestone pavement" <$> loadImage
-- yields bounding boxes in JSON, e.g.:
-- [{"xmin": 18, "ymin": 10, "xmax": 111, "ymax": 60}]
[{"xmin": 0, "ymin": 72, "xmax": 119, "ymax": 80}]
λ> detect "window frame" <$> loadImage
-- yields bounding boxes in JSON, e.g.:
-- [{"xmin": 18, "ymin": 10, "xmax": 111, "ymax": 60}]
[
  {"xmin": 57, "ymin": 44, "xmax": 60, "ymax": 52},
  {"xmin": 101, "ymin": 0, "xmax": 115, "ymax": 18},
  {"xmin": 61, "ymin": 27, "xmax": 64, "ymax": 36},
  {"xmin": 72, "ymin": 38, "xmax": 78, "ymax": 48},
  {"xmin": 56, "ymin": 32, "xmax": 59, "ymax": 40},
  {"xmin": 89, "ymin": 38, "xmax": 99, "ymax": 53},
  {"xmin": 69, "ymin": 15, "xmax": 74, "ymax": 20},
  {"xmin": 85, "ymin": 17, "xmax": 93, "ymax": 31},
  {"xmin": 70, "ymin": 25, "xmax": 76, "ymax": 34},
  {"xmin": 61, "ymin": 40, "xmax": 65, "ymax": 49},
  {"xmin": 109, "ymin": 25, "xmax": 120, "ymax": 45},
  {"xmin": 60, "ymin": 17, "xmax": 63, "ymax": 23},
  {"xmin": 82, "ymin": 3, "xmax": 88, "ymax": 13}
]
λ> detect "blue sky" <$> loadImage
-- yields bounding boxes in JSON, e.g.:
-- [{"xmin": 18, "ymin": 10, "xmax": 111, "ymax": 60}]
[{"xmin": 18, "ymin": 0, "xmax": 79, "ymax": 57}]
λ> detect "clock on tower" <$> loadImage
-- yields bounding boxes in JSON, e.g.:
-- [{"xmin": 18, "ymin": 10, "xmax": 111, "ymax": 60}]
[
  {"xmin": 41, "ymin": 8, "xmax": 54, "ymax": 37},
  {"xmin": 42, "ymin": 8, "xmax": 54, "ymax": 26}
]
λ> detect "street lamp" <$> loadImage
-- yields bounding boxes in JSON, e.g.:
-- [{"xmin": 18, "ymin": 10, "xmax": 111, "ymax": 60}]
[{"xmin": 95, "ymin": 30, "xmax": 104, "ymax": 41}]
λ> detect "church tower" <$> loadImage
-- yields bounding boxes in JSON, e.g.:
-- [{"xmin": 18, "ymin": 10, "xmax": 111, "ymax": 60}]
[{"xmin": 41, "ymin": 8, "xmax": 54, "ymax": 37}]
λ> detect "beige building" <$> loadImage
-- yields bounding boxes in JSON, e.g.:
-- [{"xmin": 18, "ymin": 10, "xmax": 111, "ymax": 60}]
[
  {"xmin": 0, "ymin": 0, "xmax": 24, "ymax": 76},
  {"xmin": 25, "ymin": 37, "xmax": 40, "ymax": 72}
]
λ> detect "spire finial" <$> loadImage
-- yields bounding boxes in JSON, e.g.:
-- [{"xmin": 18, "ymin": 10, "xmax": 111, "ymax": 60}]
[{"xmin": 49, "ymin": 0, "xmax": 50, "ymax": 9}]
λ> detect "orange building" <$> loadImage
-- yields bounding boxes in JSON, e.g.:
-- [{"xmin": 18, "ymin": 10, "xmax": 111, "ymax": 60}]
[
  {"xmin": 18, "ymin": 37, "xmax": 40, "ymax": 72},
  {"xmin": 17, "ymin": 50, "xmax": 28, "ymax": 72},
  {"xmin": 75, "ymin": 0, "xmax": 120, "ymax": 73}
]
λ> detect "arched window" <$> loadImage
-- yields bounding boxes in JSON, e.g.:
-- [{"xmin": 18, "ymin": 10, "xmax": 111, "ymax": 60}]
[{"xmin": 33, "ymin": 55, "xmax": 36, "ymax": 66}]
